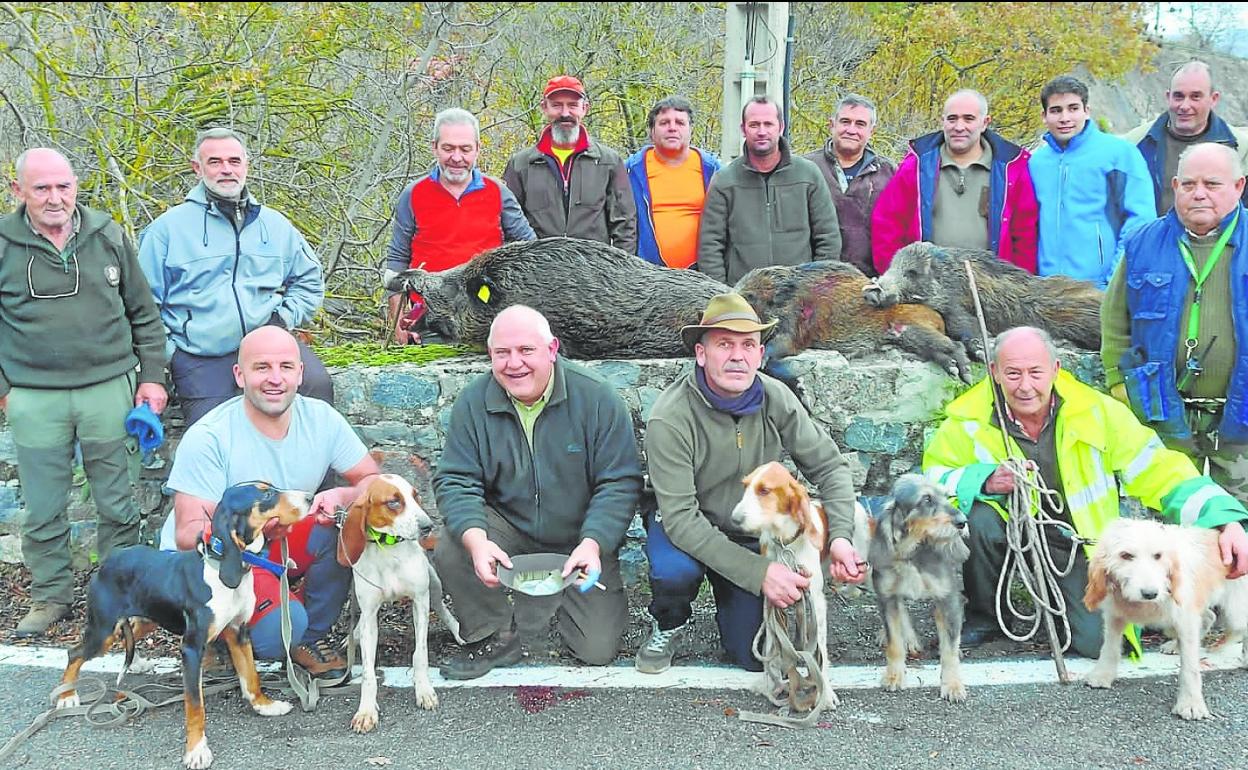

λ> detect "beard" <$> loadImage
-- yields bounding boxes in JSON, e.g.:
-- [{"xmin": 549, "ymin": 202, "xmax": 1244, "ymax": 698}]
[
  {"xmin": 550, "ymin": 121, "xmax": 581, "ymax": 146},
  {"xmin": 440, "ymin": 164, "xmax": 472, "ymax": 184}
]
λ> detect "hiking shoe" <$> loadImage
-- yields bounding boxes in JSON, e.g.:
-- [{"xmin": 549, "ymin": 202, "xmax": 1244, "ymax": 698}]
[
  {"xmin": 635, "ymin": 618, "xmax": 685, "ymax": 674},
  {"xmin": 960, "ymin": 614, "xmax": 1003, "ymax": 649},
  {"xmin": 441, "ymin": 631, "xmax": 525, "ymax": 680},
  {"xmin": 292, "ymin": 638, "xmax": 348, "ymax": 681},
  {"xmin": 15, "ymin": 602, "xmax": 72, "ymax": 638}
]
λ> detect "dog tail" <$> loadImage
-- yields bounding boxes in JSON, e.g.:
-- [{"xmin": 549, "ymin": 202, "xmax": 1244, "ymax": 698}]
[{"xmin": 117, "ymin": 619, "xmax": 137, "ymax": 686}]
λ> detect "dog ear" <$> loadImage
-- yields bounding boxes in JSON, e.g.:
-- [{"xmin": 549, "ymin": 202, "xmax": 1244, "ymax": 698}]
[
  {"xmin": 1084, "ymin": 549, "xmax": 1109, "ymax": 611},
  {"xmin": 785, "ymin": 479, "xmax": 811, "ymax": 531},
  {"xmin": 336, "ymin": 491, "xmax": 369, "ymax": 567},
  {"xmin": 210, "ymin": 503, "xmax": 246, "ymax": 589}
]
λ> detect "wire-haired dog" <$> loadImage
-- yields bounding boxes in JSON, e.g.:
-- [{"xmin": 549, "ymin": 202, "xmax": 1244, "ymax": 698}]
[
  {"xmin": 869, "ymin": 474, "xmax": 970, "ymax": 702},
  {"xmin": 1083, "ymin": 517, "xmax": 1248, "ymax": 720}
]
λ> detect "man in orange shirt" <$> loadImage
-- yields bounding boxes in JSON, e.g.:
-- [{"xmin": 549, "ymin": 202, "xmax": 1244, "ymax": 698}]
[{"xmin": 626, "ymin": 96, "xmax": 722, "ymax": 269}]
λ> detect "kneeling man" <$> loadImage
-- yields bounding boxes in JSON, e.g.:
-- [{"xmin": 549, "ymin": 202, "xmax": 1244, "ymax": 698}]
[{"xmin": 433, "ymin": 305, "xmax": 644, "ymax": 678}]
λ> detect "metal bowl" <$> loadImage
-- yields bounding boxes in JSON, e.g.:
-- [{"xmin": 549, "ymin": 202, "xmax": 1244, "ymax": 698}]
[{"xmin": 496, "ymin": 552, "xmax": 574, "ymax": 596}]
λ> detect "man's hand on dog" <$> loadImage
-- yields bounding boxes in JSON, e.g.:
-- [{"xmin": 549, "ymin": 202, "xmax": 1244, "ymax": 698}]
[
  {"xmin": 310, "ymin": 485, "xmax": 361, "ymax": 526},
  {"xmin": 462, "ymin": 527, "xmax": 512, "ymax": 588},
  {"xmin": 828, "ymin": 537, "xmax": 867, "ymax": 584},
  {"xmin": 1218, "ymin": 520, "xmax": 1248, "ymax": 579},
  {"xmin": 762, "ymin": 562, "xmax": 810, "ymax": 608}
]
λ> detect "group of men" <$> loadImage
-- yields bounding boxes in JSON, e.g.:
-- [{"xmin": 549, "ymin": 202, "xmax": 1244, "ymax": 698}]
[{"xmin": 5, "ymin": 59, "xmax": 1248, "ymax": 680}]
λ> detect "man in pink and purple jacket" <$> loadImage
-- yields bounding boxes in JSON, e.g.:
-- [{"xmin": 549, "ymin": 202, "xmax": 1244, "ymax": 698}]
[{"xmin": 871, "ymin": 89, "xmax": 1038, "ymax": 274}]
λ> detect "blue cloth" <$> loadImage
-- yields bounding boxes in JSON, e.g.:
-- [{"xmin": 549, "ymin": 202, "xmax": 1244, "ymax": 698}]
[
  {"xmin": 644, "ymin": 514, "xmax": 763, "ymax": 670},
  {"xmin": 1030, "ymin": 120, "xmax": 1156, "ymax": 287},
  {"xmin": 137, "ymin": 181, "xmax": 324, "ymax": 359},
  {"xmin": 624, "ymin": 146, "xmax": 721, "ymax": 266},
  {"xmin": 124, "ymin": 403, "xmax": 164, "ymax": 454},
  {"xmin": 1118, "ymin": 206, "xmax": 1248, "ymax": 442},
  {"xmin": 694, "ymin": 365, "xmax": 764, "ymax": 416}
]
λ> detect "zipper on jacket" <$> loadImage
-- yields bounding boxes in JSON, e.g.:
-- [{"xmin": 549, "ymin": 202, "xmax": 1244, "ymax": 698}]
[{"xmin": 222, "ymin": 207, "xmax": 247, "ymax": 340}]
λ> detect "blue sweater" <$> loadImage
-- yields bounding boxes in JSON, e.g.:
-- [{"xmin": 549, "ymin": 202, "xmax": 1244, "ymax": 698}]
[{"xmin": 1030, "ymin": 121, "xmax": 1156, "ymax": 287}]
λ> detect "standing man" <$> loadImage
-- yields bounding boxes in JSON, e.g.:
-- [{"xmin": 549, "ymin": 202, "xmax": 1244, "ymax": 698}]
[
  {"xmin": 384, "ymin": 108, "xmax": 535, "ymax": 344},
  {"xmin": 926, "ymin": 326, "xmax": 1248, "ymax": 654},
  {"xmin": 803, "ymin": 94, "xmax": 897, "ymax": 276},
  {"xmin": 161, "ymin": 326, "xmax": 380, "ymax": 679},
  {"xmin": 698, "ymin": 97, "xmax": 841, "ymax": 286},
  {"xmin": 503, "ymin": 75, "xmax": 636, "ymax": 253},
  {"xmin": 637, "ymin": 293, "xmax": 864, "ymax": 673},
  {"xmin": 433, "ymin": 305, "xmax": 643, "ymax": 679},
  {"xmin": 138, "ymin": 127, "xmax": 332, "ymax": 427},
  {"xmin": 1, "ymin": 148, "xmax": 167, "ymax": 637},
  {"xmin": 1103, "ymin": 142, "xmax": 1248, "ymax": 505},
  {"xmin": 872, "ymin": 89, "xmax": 1038, "ymax": 274},
  {"xmin": 1030, "ymin": 75, "xmax": 1155, "ymax": 287},
  {"xmin": 625, "ymin": 96, "xmax": 721, "ymax": 269},
  {"xmin": 1122, "ymin": 61, "xmax": 1248, "ymax": 215}
]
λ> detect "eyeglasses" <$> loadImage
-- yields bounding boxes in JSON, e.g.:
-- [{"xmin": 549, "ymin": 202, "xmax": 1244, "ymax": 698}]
[{"xmin": 27, "ymin": 247, "xmax": 80, "ymax": 299}]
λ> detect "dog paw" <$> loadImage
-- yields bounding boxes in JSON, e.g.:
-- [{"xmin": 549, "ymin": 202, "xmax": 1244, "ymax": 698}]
[
  {"xmin": 881, "ymin": 667, "xmax": 906, "ymax": 692},
  {"xmin": 941, "ymin": 680, "xmax": 968, "ymax": 703},
  {"xmin": 1083, "ymin": 667, "xmax": 1116, "ymax": 689},
  {"xmin": 1173, "ymin": 696, "xmax": 1212, "ymax": 721},
  {"xmin": 414, "ymin": 684, "xmax": 439, "ymax": 710},
  {"xmin": 183, "ymin": 738, "xmax": 213, "ymax": 769},
  {"xmin": 253, "ymin": 698, "xmax": 292, "ymax": 717},
  {"xmin": 55, "ymin": 692, "xmax": 80, "ymax": 710},
  {"xmin": 351, "ymin": 706, "xmax": 379, "ymax": 734},
  {"xmin": 1159, "ymin": 639, "xmax": 1179, "ymax": 655}
]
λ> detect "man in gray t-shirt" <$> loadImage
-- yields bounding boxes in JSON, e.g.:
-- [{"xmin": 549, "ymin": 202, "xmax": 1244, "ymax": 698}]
[{"xmin": 163, "ymin": 326, "xmax": 380, "ymax": 680}]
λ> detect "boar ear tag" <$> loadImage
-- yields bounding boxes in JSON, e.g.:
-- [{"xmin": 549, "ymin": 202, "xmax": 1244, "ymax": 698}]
[{"xmin": 468, "ymin": 276, "xmax": 497, "ymax": 306}]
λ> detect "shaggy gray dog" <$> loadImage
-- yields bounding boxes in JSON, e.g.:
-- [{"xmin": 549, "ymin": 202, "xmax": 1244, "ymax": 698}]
[
  {"xmin": 388, "ymin": 237, "xmax": 730, "ymax": 358},
  {"xmin": 863, "ymin": 242, "xmax": 1103, "ymax": 358}
]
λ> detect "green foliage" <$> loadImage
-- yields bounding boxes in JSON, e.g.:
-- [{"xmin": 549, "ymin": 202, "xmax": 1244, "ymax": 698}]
[{"xmin": 312, "ymin": 342, "xmax": 478, "ymax": 368}]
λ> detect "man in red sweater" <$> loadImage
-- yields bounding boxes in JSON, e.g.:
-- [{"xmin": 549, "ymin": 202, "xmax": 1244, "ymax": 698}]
[{"xmin": 384, "ymin": 108, "xmax": 535, "ymax": 344}]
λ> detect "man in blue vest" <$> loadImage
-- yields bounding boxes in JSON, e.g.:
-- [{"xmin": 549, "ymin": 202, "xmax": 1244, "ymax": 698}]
[
  {"xmin": 1121, "ymin": 61, "xmax": 1248, "ymax": 215},
  {"xmin": 1103, "ymin": 142, "xmax": 1248, "ymax": 503}
]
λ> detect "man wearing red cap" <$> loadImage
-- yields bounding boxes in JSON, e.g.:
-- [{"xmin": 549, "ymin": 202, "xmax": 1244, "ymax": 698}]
[{"xmin": 503, "ymin": 75, "xmax": 637, "ymax": 254}]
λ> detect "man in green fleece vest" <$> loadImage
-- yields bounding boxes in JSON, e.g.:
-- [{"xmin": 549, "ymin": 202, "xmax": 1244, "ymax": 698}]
[{"xmin": 1, "ymin": 148, "xmax": 167, "ymax": 637}]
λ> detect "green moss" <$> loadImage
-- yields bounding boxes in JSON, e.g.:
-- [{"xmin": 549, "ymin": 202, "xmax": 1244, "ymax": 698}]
[{"xmin": 313, "ymin": 342, "xmax": 479, "ymax": 368}]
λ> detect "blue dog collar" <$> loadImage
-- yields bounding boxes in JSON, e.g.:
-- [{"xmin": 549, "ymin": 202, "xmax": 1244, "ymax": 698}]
[{"xmin": 205, "ymin": 535, "xmax": 286, "ymax": 576}]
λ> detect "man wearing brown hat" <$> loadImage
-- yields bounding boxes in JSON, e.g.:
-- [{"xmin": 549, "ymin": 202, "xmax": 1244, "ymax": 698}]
[
  {"xmin": 636, "ymin": 293, "xmax": 864, "ymax": 674},
  {"xmin": 503, "ymin": 75, "xmax": 637, "ymax": 253}
]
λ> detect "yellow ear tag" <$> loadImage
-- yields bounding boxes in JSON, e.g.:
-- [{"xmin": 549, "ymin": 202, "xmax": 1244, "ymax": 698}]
[{"xmin": 477, "ymin": 285, "xmax": 491, "ymax": 303}]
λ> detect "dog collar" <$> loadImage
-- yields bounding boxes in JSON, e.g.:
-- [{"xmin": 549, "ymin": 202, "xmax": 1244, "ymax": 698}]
[
  {"xmin": 367, "ymin": 527, "xmax": 406, "ymax": 547},
  {"xmin": 202, "ymin": 536, "xmax": 287, "ymax": 576}
]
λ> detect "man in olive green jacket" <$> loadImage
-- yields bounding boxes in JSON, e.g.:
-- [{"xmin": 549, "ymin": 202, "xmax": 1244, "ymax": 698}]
[
  {"xmin": 636, "ymin": 293, "xmax": 863, "ymax": 674},
  {"xmin": 1, "ymin": 148, "xmax": 167, "ymax": 637},
  {"xmin": 433, "ymin": 305, "xmax": 643, "ymax": 679},
  {"xmin": 502, "ymin": 75, "xmax": 637, "ymax": 253},
  {"xmin": 697, "ymin": 97, "xmax": 841, "ymax": 286}
]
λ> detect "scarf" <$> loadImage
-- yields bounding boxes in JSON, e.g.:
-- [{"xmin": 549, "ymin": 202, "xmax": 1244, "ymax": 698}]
[{"xmin": 695, "ymin": 365, "xmax": 764, "ymax": 417}]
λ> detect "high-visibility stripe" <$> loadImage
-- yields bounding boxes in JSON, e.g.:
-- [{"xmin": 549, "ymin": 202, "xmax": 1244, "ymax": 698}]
[
  {"xmin": 1122, "ymin": 436, "xmax": 1164, "ymax": 485},
  {"xmin": 928, "ymin": 466, "xmax": 964, "ymax": 496},
  {"xmin": 962, "ymin": 423, "xmax": 999, "ymax": 464},
  {"xmin": 1067, "ymin": 471, "xmax": 1115, "ymax": 511},
  {"xmin": 1179, "ymin": 484, "xmax": 1225, "ymax": 526}
]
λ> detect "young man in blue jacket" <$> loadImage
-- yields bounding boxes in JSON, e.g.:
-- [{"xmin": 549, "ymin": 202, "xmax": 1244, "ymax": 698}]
[
  {"xmin": 1030, "ymin": 76, "xmax": 1155, "ymax": 287},
  {"xmin": 138, "ymin": 128, "xmax": 332, "ymax": 426}
]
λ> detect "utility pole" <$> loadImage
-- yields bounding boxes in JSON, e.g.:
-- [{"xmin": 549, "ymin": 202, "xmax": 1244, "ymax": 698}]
[{"xmin": 720, "ymin": 2, "xmax": 791, "ymax": 161}]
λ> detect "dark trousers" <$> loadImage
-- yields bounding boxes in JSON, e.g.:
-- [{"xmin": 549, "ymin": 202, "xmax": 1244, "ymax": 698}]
[
  {"xmin": 963, "ymin": 502, "xmax": 1103, "ymax": 658},
  {"xmin": 170, "ymin": 339, "xmax": 335, "ymax": 427},
  {"xmin": 433, "ymin": 507, "xmax": 627, "ymax": 665},
  {"xmin": 645, "ymin": 515, "xmax": 764, "ymax": 671}
]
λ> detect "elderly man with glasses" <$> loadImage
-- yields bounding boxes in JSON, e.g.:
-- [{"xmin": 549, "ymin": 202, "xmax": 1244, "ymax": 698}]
[{"xmin": 0, "ymin": 148, "xmax": 167, "ymax": 638}]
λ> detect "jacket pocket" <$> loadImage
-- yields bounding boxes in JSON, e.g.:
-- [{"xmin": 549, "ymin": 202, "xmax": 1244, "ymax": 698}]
[{"xmin": 1125, "ymin": 271, "xmax": 1172, "ymax": 320}]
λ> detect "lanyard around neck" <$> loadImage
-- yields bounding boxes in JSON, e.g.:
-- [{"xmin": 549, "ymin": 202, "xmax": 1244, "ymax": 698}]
[{"xmin": 1177, "ymin": 209, "xmax": 1238, "ymax": 348}]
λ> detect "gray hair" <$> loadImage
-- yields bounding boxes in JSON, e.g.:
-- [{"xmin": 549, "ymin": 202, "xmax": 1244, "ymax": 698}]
[
  {"xmin": 1171, "ymin": 60, "xmax": 1214, "ymax": 92},
  {"xmin": 14, "ymin": 148, "xmax": 74, "ymax": 182},
  {"xmin": 193, "ymin": 127, "xmax": 249, "ymax": 162},
  {"xmin": 945, "ymin": 89, "xmax": 989, "ymax": 118},
  {"xmin": 487, "ymin": 304, "xmax": 555, "ymax": 348},
  {"xmin": 431, "ymin": 107, "xmax": 481, "ymax": 145},
  {"xmin": 990, "ymin": 326, "xmax": 1058, "ymax": 365},
  {"xmin": 1176, "ymin": 142, "xmax": 1243, "ymax": 180},
  {"xmin": 834, "ymin": 93, "xmax": 877, "ymax": 126}
]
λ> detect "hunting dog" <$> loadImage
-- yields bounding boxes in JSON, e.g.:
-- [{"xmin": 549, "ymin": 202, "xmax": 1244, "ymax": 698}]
[
  {"xmin": 56, "ymin": 482, "xmax": 312, "ymax": 769},
  {"xmin": 731, "ymin": 461, "xmax": 839, "ymax": 710},
  {"xmin": 1083, "ymin": 518, "xmax": 1248, "ymax": 720},
  {"xmin": 869, "ymin": 474, "xmax": 970, "ymax": 702},
  {"xmin": 336, "ymin": 474, "xmax": 461, "ymax": 733}
]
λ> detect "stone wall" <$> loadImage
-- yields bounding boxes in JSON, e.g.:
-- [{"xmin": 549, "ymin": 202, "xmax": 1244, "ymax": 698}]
[{"xmin": 0, "ymin": 348, "xmax": 1103, "ymax": 580}]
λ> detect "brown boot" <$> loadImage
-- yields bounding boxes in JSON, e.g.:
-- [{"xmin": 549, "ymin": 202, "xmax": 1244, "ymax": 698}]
[
  {"xmin": 15, "ymin": 602, "xmax": 72, "ymax": 638},
  {"xmin": 291, "ymin": 638, "xmax": 348, "ymax": 680}
]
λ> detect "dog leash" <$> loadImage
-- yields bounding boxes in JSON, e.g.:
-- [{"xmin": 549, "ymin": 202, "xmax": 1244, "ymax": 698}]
[{"xmin": 737, "ymin": 540, "xmax": 830, "ymax": 729}]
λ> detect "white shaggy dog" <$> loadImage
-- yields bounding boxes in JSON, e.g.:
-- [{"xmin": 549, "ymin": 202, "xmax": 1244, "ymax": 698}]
[{"xmin": 1083, "ymin": 518, "xmax": 1248, "ymax": 720}]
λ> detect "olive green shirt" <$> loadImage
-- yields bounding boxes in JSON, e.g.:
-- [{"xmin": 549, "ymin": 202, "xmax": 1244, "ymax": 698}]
[
  {"xmin": 510, "ymin": 373, "xmax": 556, "ymax": 448},
  {"xmin": 931, "ymin": 140, "xmax": 992, "ymax": 251}
]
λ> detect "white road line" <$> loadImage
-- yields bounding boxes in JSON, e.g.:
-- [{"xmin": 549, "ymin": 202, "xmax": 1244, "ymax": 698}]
[{"xmin": 2, "ymin": 643, "xmax": 1242, "ymax": 691}]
